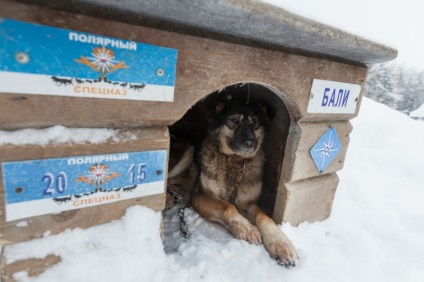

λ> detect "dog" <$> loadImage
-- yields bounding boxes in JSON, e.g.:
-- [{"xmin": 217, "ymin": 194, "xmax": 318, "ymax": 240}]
[
  {"xmin": 191, "ymin": 100, "xmax": 298, "ymax": 267},
  {"xmin": 166, "ymin": 138, "xmax": 198, "ymax": 209}
]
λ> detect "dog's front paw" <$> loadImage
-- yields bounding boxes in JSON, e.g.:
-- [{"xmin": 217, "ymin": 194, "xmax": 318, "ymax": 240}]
[
  {"xmin": 229, "ymin": 217, "xmax": 262, "ymax": 245},
  {"xmin": 165, "ymin": 184, "xmax": 185, "ymax": 209},
  {"xmin": 263, "ymin": 230, "xmax": 298, "ymax": 267}
]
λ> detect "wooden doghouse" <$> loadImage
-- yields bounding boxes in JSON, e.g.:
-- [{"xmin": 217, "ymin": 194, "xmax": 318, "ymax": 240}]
[{"xmin": 0, "ymin": 0, "xmax": 396, "ymax": 279}]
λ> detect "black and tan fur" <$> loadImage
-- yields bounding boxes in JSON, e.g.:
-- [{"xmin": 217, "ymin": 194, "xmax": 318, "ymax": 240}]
[
  {"xmin": 191, "ymin": 101, "xmax": 298, "ymax": 266},
  {"xmin": 166, "ymin": 138, "xmax": 198, "ymax": 209}
]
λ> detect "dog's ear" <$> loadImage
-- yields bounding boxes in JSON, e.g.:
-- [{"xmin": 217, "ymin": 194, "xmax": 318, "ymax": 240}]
[
  {"xmin": 258, "ymin": 104, "xmax": 273, "ymax": 125},
  {"xmin": 260, "ymin": 105, "xmax": 268, "ymax": 116},
  {"xmin": 206, "ymin": 102, "xmax": 225, "ymax": 123},
  {"xmin": 215, "ymin": 102, "xmax": 225, "ymax": 114},
  {"xmin": 205, "ymin": 102, "xmax": 224, "ymax": 123}
]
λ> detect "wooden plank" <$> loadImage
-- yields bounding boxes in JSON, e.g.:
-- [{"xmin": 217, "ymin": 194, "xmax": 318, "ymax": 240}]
[
  {"xmin": 1, "ymin": 252, "xmax": 61, "ymax": 282},
  {"xmin": 0, "ymin": 127, "xmax": 169, "ymax": 163},
  {"xmin": 0, "ymin": 1, "xmax": 368, "ymax": 130},
  {"xmin": 282, "ymin": 121, "xmax": 353, "ymax": 182},
  {"xmin": 273, "ymin": 173, "xmax": 339, "ymax": 226},
  {"xmin": 0, "ymin": 127, "xmax": 169, "ymax": 245},
  {"xmin": 0, "ymin": 193, "xmax": 165, "ymax": 245}
]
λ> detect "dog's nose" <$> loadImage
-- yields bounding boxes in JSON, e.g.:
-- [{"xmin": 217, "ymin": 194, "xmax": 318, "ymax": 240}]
[{"xmin": 243, "ymin": 140, "xmax": 254, "ymax": 148}]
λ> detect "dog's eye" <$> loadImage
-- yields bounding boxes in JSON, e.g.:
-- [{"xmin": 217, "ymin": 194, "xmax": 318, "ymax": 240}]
[
  {"xmin": 230, "ymin": 117, "xmax": 240, "ymax": 125},
  {"xmin": 249, "ymin": 118, "xmax": 259, "ymax": 127}
]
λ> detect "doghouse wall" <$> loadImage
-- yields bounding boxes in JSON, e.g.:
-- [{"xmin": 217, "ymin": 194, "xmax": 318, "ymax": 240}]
[
  {"xmin": 0, "ymin": 127, "xmax": 169, "ymax": 245},
  {"xmin": 0, "ymin": 1, "xmax": 367, "ymax": 130},
  {"xmin": 0, "ymin": 1, "xmax": 368, "ymax": 234}
]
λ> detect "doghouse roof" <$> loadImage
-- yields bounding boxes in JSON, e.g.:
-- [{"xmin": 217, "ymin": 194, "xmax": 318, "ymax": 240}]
[{"xmin": 32, "ymin": 0, "xmax": 397, "ymax": 65}]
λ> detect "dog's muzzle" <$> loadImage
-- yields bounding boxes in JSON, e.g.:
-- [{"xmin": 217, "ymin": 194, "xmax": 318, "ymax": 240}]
[{"xmin": 229, "ymin": 125, "xmax": 258, "ymax": 155}]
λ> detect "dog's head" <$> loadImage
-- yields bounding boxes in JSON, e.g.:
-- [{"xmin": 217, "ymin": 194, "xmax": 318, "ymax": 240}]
[{"xmin": 208, "ymin": 101, "xmax": 269, "ymax": 158}]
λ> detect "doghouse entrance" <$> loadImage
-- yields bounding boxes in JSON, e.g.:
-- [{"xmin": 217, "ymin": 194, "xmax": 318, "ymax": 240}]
[{"xmin": 169, "ymin": 83, "xmax": 292, "ymax": 217}]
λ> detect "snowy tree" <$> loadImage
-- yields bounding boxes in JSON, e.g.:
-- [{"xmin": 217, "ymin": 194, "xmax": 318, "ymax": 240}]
[{"xmin": 364, "ymin": 62, "xmax": 424, "ymax": 114}]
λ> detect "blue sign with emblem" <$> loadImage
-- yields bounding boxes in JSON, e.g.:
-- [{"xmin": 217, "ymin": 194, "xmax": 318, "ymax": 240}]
[
  {"xmin": 0, "ymin": 18, "xmax": 178, "ymax": 101},
  {"xmin": 1, "ymin": 150, "xmax": 167, "ymax": 221},
  {"xmin": 310, "ymin": 127, "xmax": 343, "ymax": 173}
]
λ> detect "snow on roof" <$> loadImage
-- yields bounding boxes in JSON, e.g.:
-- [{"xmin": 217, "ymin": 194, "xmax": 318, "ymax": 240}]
[{"xmin": 36, "ymin": 0, "xmax": 397, "ymax": 65}]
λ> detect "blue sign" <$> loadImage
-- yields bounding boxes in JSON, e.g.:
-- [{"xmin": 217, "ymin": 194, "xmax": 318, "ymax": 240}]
[
  {"xmin": 0, "ymin": 18, "xmax": 178, "ymax": 101},
  {"xmin": 310, "ymin": 127, "xmax": 342, "ymax": 173},
  {"xmin": 1, "ymin": 150, "xmax": 167, "ymax": 221}
]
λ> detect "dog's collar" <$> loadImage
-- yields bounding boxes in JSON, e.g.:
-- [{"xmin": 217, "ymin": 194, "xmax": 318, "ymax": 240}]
[{"xmin": 226, "ymin": 154, "xmax": 246, "ymax": 165}]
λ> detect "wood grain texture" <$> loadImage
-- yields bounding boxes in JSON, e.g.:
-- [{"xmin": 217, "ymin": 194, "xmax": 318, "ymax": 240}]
[
  {"xmin": 0, "ymin": 127, "xmax": 169, "ymax": 245},
  {"xmin": 283, "ymin": 121, "xmax": 353, "ymax": 182},
  {"xmin": 1, "ymin": 253, "xmax": 61, "ymax": 282},
  {"xmin": 0, "ymin": 1, "xmax": 368, "ymax": 130},
  {"xmin": 273, "ymin": 173, "xmax": 339, "ymax": 226},
  {"xmin": 0, "ymin": 193, "xmax": 165, "ymax": 245}
]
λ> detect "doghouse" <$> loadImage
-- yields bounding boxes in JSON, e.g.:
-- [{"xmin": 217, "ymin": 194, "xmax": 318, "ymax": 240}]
[{"xmin": 0, "ymin": 0, "xmax": 396, "ymax": 278}]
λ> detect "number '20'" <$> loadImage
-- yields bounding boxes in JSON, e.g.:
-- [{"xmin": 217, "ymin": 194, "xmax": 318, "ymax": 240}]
[{"xmin": 42, "ymin": 172, "xmax": 68, "ymax": 196}]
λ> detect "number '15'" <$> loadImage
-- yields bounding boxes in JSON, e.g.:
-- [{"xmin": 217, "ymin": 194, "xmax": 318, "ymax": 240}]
[{"xmin": 129, "ymin": 163, "xmax": 146, "ymax": 183}]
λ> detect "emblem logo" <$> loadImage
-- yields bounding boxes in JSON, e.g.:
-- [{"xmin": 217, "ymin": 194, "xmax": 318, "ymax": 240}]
[
  {"xmin": 310, "ymin": 127, "xmax": 343, "ymax": 173},
  {"xmin": 74, "ymin": 163, "xmax": 121, "ymax": 192},
  {"xmin": 75, "ymin": 47, "xmax": 129, "ymax": 82}
]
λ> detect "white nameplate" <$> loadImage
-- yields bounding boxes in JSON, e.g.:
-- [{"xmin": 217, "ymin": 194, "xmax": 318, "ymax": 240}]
[{"xmin": 307, "ymin": 79, "xmax": 361, "ymax": 114}]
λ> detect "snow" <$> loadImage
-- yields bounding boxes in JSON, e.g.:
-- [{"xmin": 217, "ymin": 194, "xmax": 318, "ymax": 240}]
[
  {"xmin": 3, "ymin": 97, "xmax": 424, "ymax": 282},
  {"xmin": 15, "ymin": 221, "xmax": 28, "ymax": 228},
  {"xmin": 410, "ymin": 103, "xmax": 424, "ymax": 118},
  {"xmin": 0, "ymin": 125, "xmax": 130, "ymax": 146},
  {"xmin": 263, "ymin": 0, "xmax": 424, "ymax": 70}
]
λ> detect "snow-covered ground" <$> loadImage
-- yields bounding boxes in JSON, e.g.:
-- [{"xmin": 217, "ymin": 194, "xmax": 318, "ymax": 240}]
[
  {"xmin": 2, "ymin": 97, "xmax": 424, "ymax": 282},
  {"xmin": 410, "ymin": 102, "xmax": 424, "ymax": 119}
]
